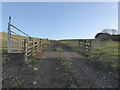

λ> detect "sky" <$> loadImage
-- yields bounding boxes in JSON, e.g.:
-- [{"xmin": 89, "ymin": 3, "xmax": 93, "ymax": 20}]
[{"xmin": 2, "ymin": 2, "xmax": 118, "ymax": 40}]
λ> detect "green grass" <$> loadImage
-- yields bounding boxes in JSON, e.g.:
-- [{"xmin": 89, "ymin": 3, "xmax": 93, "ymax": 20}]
[
  {"xmin": 56, "ymin": 47, "xmax": 63, "ymax": 52},
  {"xmin": 0, "ymin": 32, "xmax": 8, "ymax": 50},
  {"xmin": 59, "ymin": 58, "xmax": 79, "ymax": 88},
  {"xmin": 0, "ymin": 32, "xmax": 50, "ymax": 63},
  {"xmin": 59, "ymin": 39, "xmax": 119, "ymax": 73},
  {"xmin": 89, "ymin": 41, "xmax": 119, "ymax": 73},
  {"xmin": 0, "ymin": 32, "xmax": 49, "ymax": 50},
  {"xmin": 59, "ymin": 39, "xmax": 79, "ymax": 52}
]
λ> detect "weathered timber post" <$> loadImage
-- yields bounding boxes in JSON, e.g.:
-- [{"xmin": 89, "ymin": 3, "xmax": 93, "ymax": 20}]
[
  {"xmin": 83, "ymin": 40, "xmax": 86, "ymax": 53},
  {"xmin": 32, "ymin": 41, "xmax": 35, "ymax": 55},
  {"xmin": 78, "ymin": 40, "xmax": 80, "ymax": 52},
  {"xmin": 36, "ymin": 39, "xmax": 38, "ymax": 53},
  {"xmin": 39, "ymin": 39, "xmax": 41, "ymax": 51},
  {"xmin": 89, "ymin": 40, "xmax": 91, "ymax": 51},
  {"xmin": 24, "ymin": 39, "xmax": 28, "ymax": 63},
  {"xmin": 41, "ymin": 39, "xmax": 43, "ymax": 51},
  {"xmin": 40, "ymin": 39, "xmax": 42, "ymax": 52},
  {"xmin": 22, "ymin": 39, "xmax": 24, "ymax": 52},
  {"xmin": 35, "ymin": 41, "xmax": 37, "ymax": 53},
  {"xmin": 89, "ymin": 40, "xmax": 92, "ymax": 56},
  {"xmin": 37, "ymin": 38, "xmax": 40, "ymax": 53}
]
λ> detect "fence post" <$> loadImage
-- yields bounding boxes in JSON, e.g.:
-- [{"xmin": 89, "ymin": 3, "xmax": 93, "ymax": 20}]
[
  {"xmin": 89, "ymin": 40, "xmax": 91, "ymax": 51},
  {"xmin": 32, "ymin": 41, "xmax": 35, "ymax": 55},
  {"xmin": 41, "ymin": 39, "xmax": 43, "ymax": 51},
  {"xmin": 8, "ymin": 16, "xmax": 11, "ymax": 53},
  {"xmin": 37, "ymin": 39, "xmax": 39, "ymax": 53},
  {"xmin": 83, "ymin": 40, "xmax": 85, "ymax": 53},
  {"xmin": 37, "ymin": 38, "xmax": 39, "ymax": 53},
  {"xmin": 78, "ymin": 40, "xmax": 80, "ymax": 52},
  {"xmin": 22, "ymin": 39, "xmax": 24, "ymax": 52},
  {"xmin": 39, "ymin": 39, "xmax": 42, "ymax": 52},
  {"xmin": 89, "ymin": 40, "xmax": 92, "ymax": 55},
  {"xmin": 24, "ymin": 39, "xmax": 27, "ymax": 63}
]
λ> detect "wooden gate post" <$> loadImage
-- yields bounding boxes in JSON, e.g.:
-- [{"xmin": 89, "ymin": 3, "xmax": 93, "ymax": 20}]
[
  {"xmin": 83, "ymin": 40, "xmax": 86, "ymax": 53},
  {"xmin": 37, "ymin": 39, "xmax": 39, "ymax": 53},
  {"xmin": 89, "ymin": 40, "xmax": 91, "ymax": 51},
  {"xmin": 78, "ymin": 40, "xmax": 80, "ymax": 52},
  {"xmin": 39, "ymin": 39, "xmax": 41, "ymax": 52},
  {"xmin": 24, "ymin": 39, "xmax": 28, "ymax": 63},
  {"xmin": 37, "ymin": 39, "xmax": 41, "ymax": 53},
  {"xmin": 89, "ymin": 40, "xmax": 92, "ymax": 55},
  {"xmin": 40, "ymin": 39, "xmax": 42, "ymax": 51}
]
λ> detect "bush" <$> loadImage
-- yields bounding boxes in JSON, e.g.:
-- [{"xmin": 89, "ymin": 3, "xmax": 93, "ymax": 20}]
[{"xmin": 95, "ymin": 33, "xmax": 111, "ymax": 41}]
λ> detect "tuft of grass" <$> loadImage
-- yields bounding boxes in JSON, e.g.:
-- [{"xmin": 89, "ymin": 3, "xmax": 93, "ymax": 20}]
[
  {"xmin": 56, "ymin": 47, "xmax": 63, "ymax": 52},
  {"xmin": 11, "ymin": 82, "xmax": 20, "ymax": 88},
  {"xmin": 10, "ymin": 80, "xmax": 22, "ymax": 88},
  {"xmin": 59, "ymin": 58, "xmax": 80, "ymax": 88},
  {"xmin": 69, "ymin": 84, "xmax": 78, "ymax": 88}
]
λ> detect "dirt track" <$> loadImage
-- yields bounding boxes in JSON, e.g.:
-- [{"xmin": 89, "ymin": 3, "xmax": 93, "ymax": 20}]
[{"xmin": 2, "ymin": 41, "xmax": 118, "ymax": 88}]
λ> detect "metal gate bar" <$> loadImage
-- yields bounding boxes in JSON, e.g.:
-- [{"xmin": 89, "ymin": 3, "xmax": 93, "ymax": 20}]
[{"xmin": 8, "ymin": 16, "xmax": 31, "ymax": 53}]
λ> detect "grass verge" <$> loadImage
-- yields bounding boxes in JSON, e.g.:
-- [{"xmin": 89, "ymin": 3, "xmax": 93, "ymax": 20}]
[
  {"xmin": 59, "ymin": 40, "xmax": 119, "ymax": 73},
  {"xmin": 59, "ymin": 58, "xmax": 80, "ymax": 88},
  {"xmin": 89, "ymin": 41, "xmax": 119, "ymax": 73}
]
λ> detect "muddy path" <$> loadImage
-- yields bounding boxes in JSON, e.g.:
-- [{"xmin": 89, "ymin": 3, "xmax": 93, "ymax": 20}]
[{"xmin": 2, "ymin": 41, "xmax": 118, "ymax": 88}]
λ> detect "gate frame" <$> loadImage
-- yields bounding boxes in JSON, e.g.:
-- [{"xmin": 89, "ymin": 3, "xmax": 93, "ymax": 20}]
[
  {"xmin": 7, "ymin": 16, "xmax": 31, "ymax": 53},
  {"xmin": 8, "ymin": 17, "xmax": 11, "ymax": 53}
]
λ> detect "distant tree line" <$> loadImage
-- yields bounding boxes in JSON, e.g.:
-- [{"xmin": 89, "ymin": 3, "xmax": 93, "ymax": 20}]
[{"xmin": 95, "ymin": 29, "xmax": 120, "ymax": 41}]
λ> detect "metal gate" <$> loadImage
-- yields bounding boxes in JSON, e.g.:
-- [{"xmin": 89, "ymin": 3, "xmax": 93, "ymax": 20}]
[{"xmin": 7, "ymin": 16, "xmax": 31, "ymax": 53}]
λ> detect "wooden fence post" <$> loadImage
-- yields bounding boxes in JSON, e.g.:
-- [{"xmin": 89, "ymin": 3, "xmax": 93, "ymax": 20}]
[
  {"xmin": 39, "ymin": 39, "xmax": 41, "ymax": 52},
  {"xmin": 83, "ymin": 40, "xmax": 85, "ymax": 53},
  {"xmin": 36, "ymin": 39, "xmax": 38, "ymax": 53},
  {"xmin": 41, "ymin": 39, "xmax": 43, "ymax": 51},
  {"xmin": 89, "ymin": 40, "xmax": 91, "ymax": 51},
  {"xmin": 89, "ymin": 40, "xmax": 92, "ymax": 55},
  {"xmin": 22, "ymin": 39, "xmax": 24, "ymax": 52},
  {"xmin": 33, "ymin": 41, "xmax": 35, "ymax": 55},
  {"xmin": 78, "ymin": 40, "xmax": 80, "ymax": 52},
  {"xmin": 24, "ymin": 39, "xmax": 27, "ymax": 63},
  {"xmin": 40, "ymin": 39, "xmax": 42, "ymax": 52}
]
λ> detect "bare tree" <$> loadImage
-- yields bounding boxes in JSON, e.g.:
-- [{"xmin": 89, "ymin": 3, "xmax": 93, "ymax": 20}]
[{"xmin": 101, "ymin": 29, "xmax": 118, "ymax": 35}]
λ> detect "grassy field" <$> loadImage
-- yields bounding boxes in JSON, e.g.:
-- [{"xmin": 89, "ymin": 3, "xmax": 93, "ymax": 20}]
[
  {"xmin": 0, "ymin": 32, "xmax": 8, "ymax": 50},
  {"xmin": 0, "ymin": 32, "xmax": 29, "ymax": 50},
  {"xmin": 0, "ymin": 32, "xmax": 50, "ymax": 64},
  {"xmin": 59, "ymin": 39, "xmax": 79, "ymax": 52},
  {"xmin": 0, "ymin": 32, "xmax": 48, "ymax": 50},
  {"xmin": 59, "ymin": 39, "xmax": 119, "ymax": 73}
]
